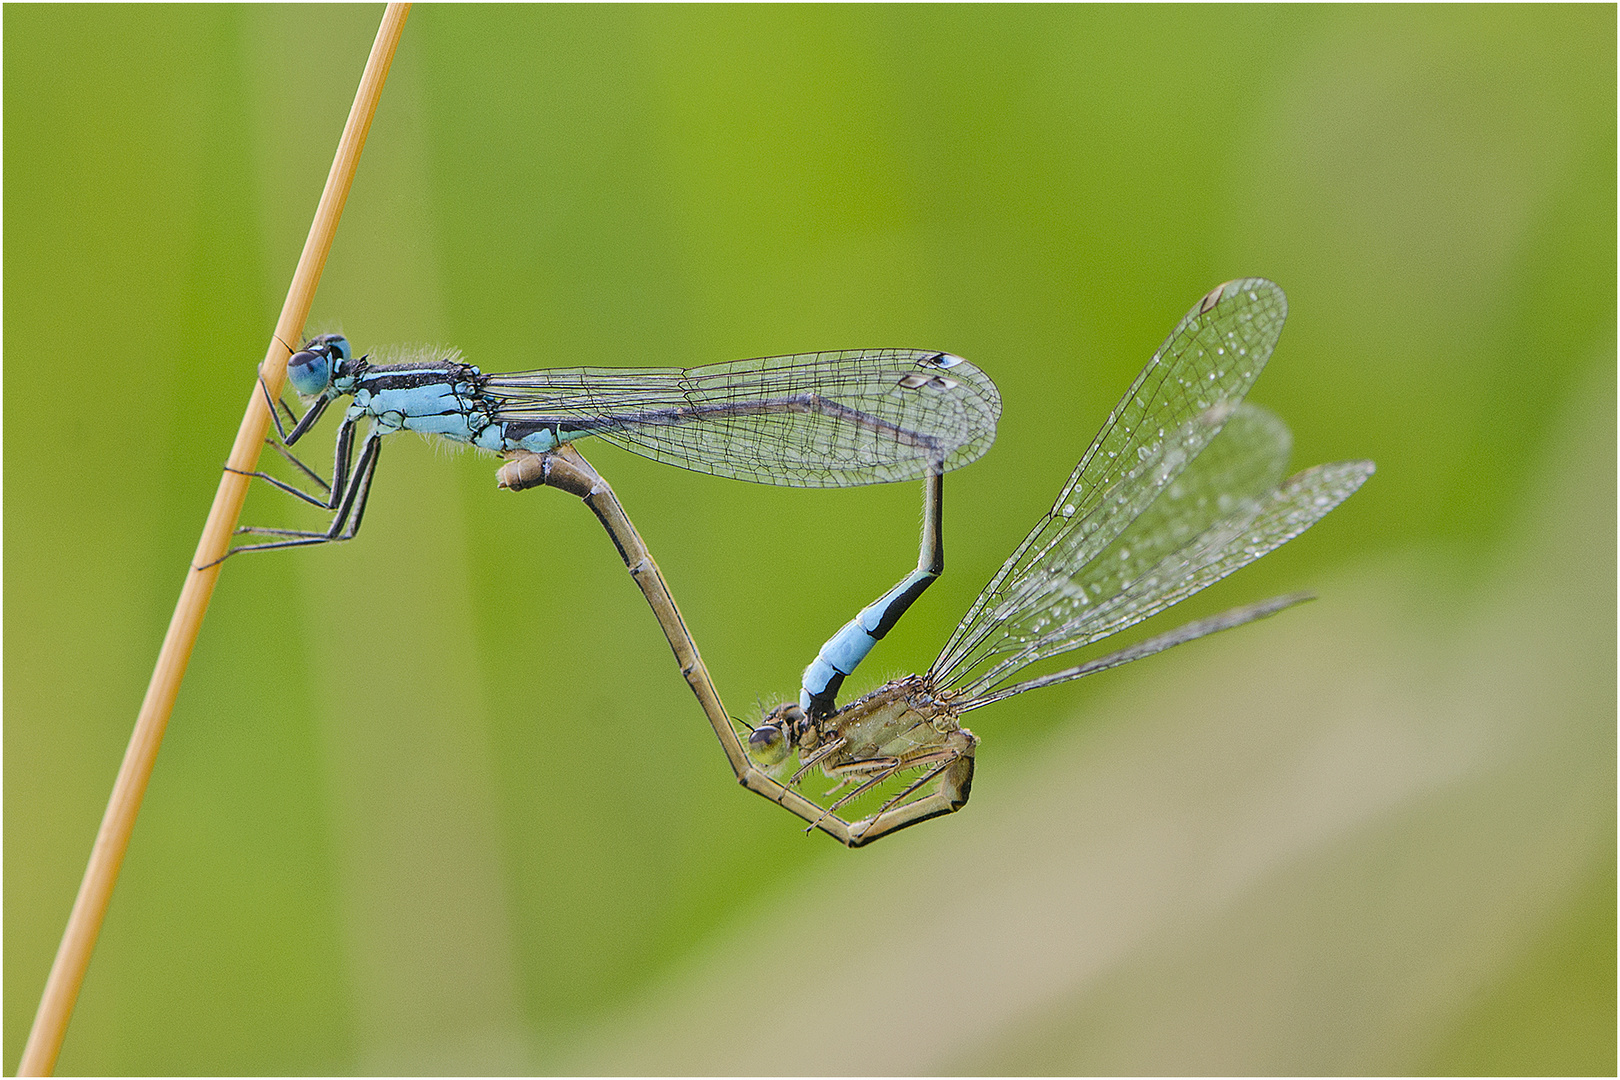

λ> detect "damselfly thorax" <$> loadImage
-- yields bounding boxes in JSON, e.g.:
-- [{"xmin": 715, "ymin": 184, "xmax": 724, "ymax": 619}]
[{"xmin": 750, "ymin": 674, "xmax": 978, "ymax": 833}]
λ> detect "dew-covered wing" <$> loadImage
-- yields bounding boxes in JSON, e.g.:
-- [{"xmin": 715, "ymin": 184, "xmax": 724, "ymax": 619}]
[
  {"xmin": 934, "ymin": 278, "xmax": 1287, "ymax": 679},
  {"xmin": 936, "ymin": 405, "xmax": 1372, "ymax": 701}
]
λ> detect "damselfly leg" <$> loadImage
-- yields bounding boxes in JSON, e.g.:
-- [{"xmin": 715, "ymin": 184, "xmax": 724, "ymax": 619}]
[
  {"xmin": 211, "ymin": 336, "xmax": 387, "ymax": 562},
  {"xmin": 225, "ymin": 426, "xmax": 382, "ymax": 556},
  {"xmin": 236, "ymin": 369, "xmax": 338, "ymax": 504},
  {"xmin": 497, "ymin": 446, "xmax": 980, "ymax": 846}
]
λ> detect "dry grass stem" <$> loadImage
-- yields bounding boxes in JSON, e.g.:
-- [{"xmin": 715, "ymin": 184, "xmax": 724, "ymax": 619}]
[{"xmin": 17, "ymin": 6, "xmax": 411, "ymax": 1074}]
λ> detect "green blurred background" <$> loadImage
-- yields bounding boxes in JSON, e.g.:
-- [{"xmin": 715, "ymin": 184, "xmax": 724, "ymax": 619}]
[{"xmin": 6, "ymin": 5, "xmax": 1613, "ymax": 1074}]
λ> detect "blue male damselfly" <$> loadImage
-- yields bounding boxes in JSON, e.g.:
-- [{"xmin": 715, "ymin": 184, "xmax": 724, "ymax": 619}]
[{"xmin": 225, "ymin": 343, "xmax": 1001, "ymax": 638}]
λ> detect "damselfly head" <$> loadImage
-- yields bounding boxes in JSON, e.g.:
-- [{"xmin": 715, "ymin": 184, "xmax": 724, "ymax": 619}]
[
  {"xmin": 287, "ymin": 334, "xmax": 353, "ymax": 397},
  {"xmin": 747, "ymin": 702, "xmax": 815, "ymax": 767}
]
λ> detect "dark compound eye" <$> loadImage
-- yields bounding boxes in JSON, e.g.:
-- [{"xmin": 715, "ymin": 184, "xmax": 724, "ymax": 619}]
[{"xmin": 747, "ymin": 723, "xmax": 789, "ymax": 766}]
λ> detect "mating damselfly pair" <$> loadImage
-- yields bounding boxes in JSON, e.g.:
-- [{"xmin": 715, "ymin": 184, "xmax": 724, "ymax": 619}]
[{"xmin": 232, "ymin": 278, "xmax": 1371, "ymax": 846}]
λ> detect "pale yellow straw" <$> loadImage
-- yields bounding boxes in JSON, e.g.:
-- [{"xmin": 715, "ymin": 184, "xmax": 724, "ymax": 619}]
[{"xmin": 17, "ymin": 7, "xmax": 411, "ymax": 1074}]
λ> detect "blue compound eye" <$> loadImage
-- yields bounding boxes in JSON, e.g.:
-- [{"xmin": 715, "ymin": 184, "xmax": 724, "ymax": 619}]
[
  {"xmin": 285, "ymin": 346, "xmax": 328, "ymax": 396},
  {"xmin": 286, "ymin": 335, "xmax": 351, "ymax": 396},
  {"xmin": 286, "ymin": 346, "xmax": 332, "ymax": 397}
]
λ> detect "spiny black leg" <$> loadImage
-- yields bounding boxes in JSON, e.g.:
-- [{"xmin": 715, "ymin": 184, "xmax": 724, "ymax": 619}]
[
  {"xmin": 258, "ymin": 370, "xmax": 331, "ymax": 447},
  {"xmin": 225, "ymin": 465, "xmax": 333, "ymax": 509},
  {"xmin": 257, "ymin": 373, "xmax": 289, "ymax": 441},
  {"xmin": 325, "ymin": 418, "xmax": 356, "ymax": 510},
  {"xmin": 212, "ymin": 426, "xmax": 378, "ymax": 564},
  {"xmin": 257, "ymin": 374, "xmax": 304, "ymax": 443},
  {"xmin": 257, "ymin": 371, "xmax": 330, "ymax": 448},
  {"xmin": 263, "ymin": 436, "xmax": 332, "ymax": 495},
  {"xmin": 329, "ymin": 432, "xmax": 382, "ymax": 541},
  {"xmin": 283, "ymin": 391, "xmax": 330, "ymax": 446},
  {"xmin": 227, "ymin": 416, "xmax": 356, "ymax": 510}
]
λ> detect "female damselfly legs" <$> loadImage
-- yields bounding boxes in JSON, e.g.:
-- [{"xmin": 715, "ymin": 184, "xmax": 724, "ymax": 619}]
[
  {"xmin": 498, "ymin": 441, "xmax": 954, "ymax": 845},
  {"xmin": 224, "ymin": 343, "xmax": 1001, "ymax": 655},
  {"xmin": 742, "ymin": 279, "xmax": 1375, "ymax": 846}
]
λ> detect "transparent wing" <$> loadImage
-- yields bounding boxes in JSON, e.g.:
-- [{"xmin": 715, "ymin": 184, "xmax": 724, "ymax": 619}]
[
  {"xmin": 934, "ymin": 402, "xmax": 1291, "ymax": 692},
  {"xmin": 479, "ymin": 349, "xmax": 1002, "ymax": 487},
  {"xmin": 957, "ymin": 592, "xmax": 1316, "ymax": 711},
  {"xmin": 939, "ymin": 445, "xmax": 1375, "ymax": 704},
  {"xmin": 934, "ymin": 278, "xmax": 1287, "ymax": 673}
]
